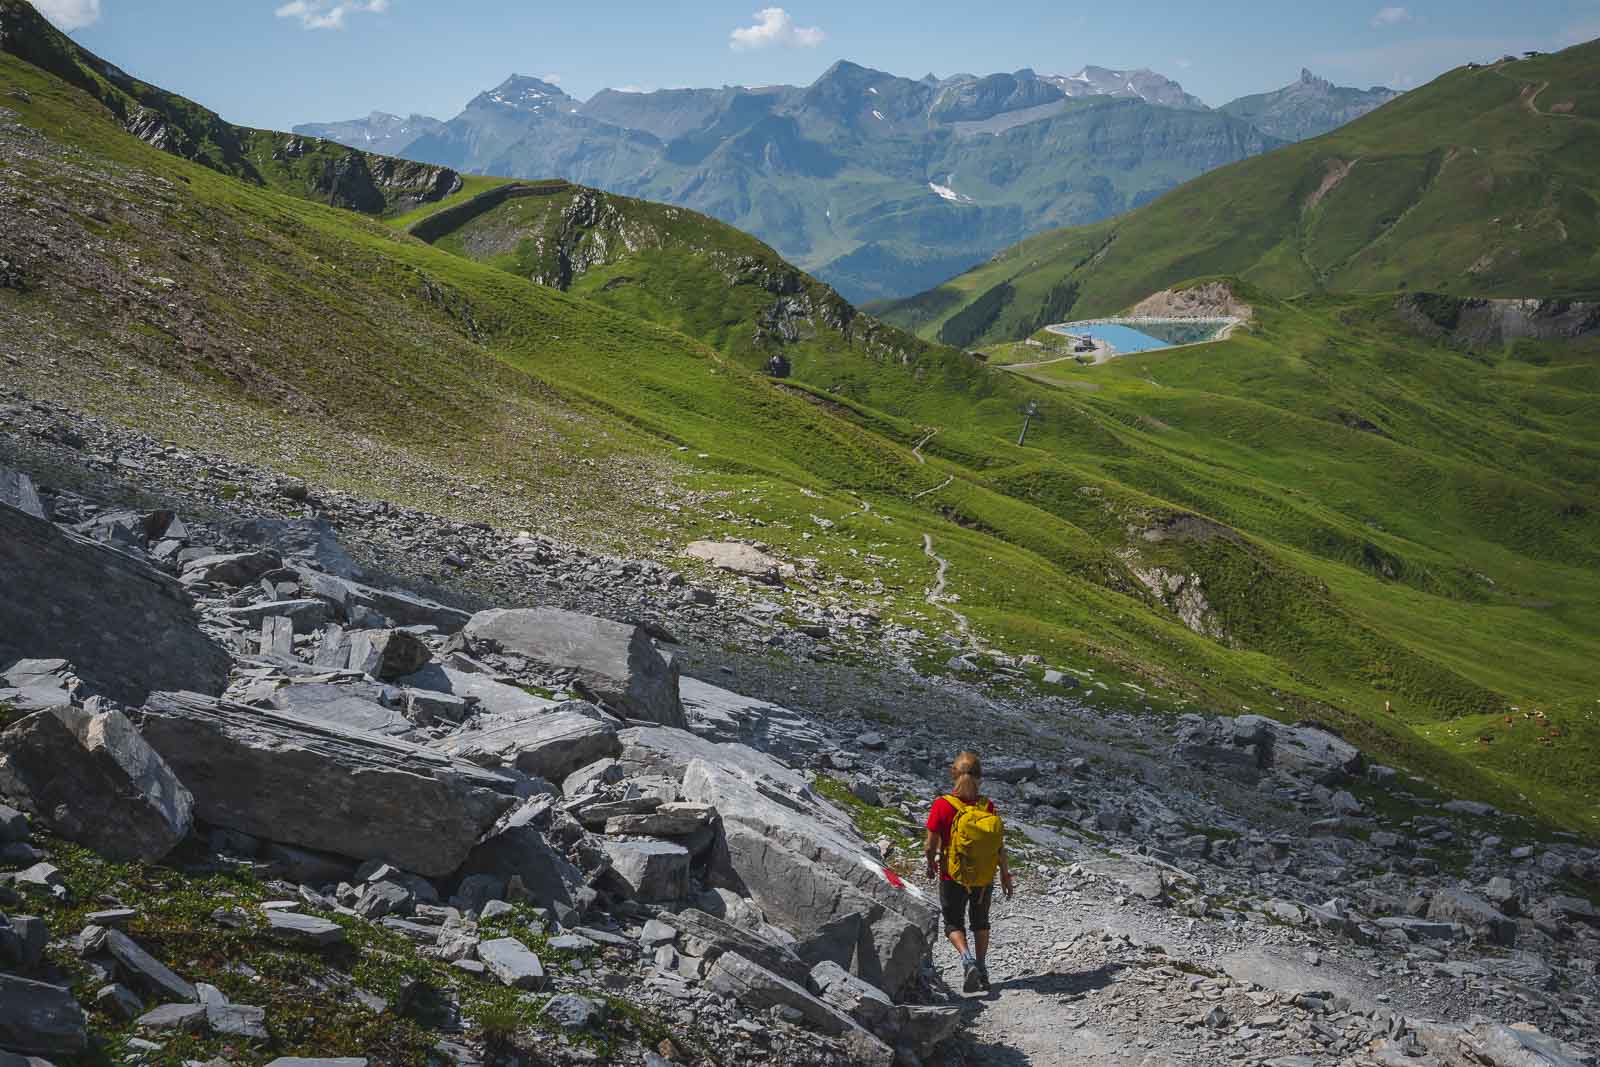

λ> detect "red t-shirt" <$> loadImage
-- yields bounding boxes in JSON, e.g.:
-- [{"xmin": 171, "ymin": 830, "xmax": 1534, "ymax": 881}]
[{"xmin": 926, "ymin": 795, "xmax": 996, "ymax": 882}]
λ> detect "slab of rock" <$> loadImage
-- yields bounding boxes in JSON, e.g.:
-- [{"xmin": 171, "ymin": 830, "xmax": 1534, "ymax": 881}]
[
  {"xmin": 0, "ymin": 466, "xmax": 45, "ymax": 519},
  {"xmin": 459, "ymin": 800, "xmax": 589, "ymax": 920},
  {"xmin": 225, "ymin": 517, "xmax": 364, "ymax": 580},
  {"xmin": 1428, "ymin": 888, "xmax": 1517, "ymax": 946},
  {"xmin": 206, "ymin": 1002, "xmax": 269, "ymax": 1039},
  {"xmin": 430, "ymin": 705, "xmax": 619, "ymax": 781},
  {"xmin": 605, "ymin": 802, "xmax": 715, "ymax": 837},
  {"xmin": 678, "ymin": 676, "xmax": 825, "ymax": 762},
  {"xmin": 478, "ymin": 937, "xmax": 545, "ymax": 990},
  {"xmin": 462, "ymin": 608, "xmax": 686, "ymax": 728},
  {"xmin": 291, "ymin": 565, "xmax": 470, "ymax": 633},
  {"xmin": 680, "ymin": 755, "xmax": 937, "ymax": 997},
  {"xmin": 218, "ymin": 599, "xmax": 330, "ymax": 633},
  {"xmin": 348, "ymin": 629, "xmax": 431, "ymax": 681},
  {"xmin": 601, "ymin": 840, "xmax": 690, "ymax": 903},
  {"xmin": 181, "ymin": 551, "xmax": 282, "ymax": 588},
  {"xmin": 266, "ymin": 1060, "xmax": 369, "ymax": 1067},
  {"xmin": 0, "ymin": 505, "xmax": 231, "ymax": 705},
  {"xmin": 0, "ymin": 974, "xmax": 89, "ymax": 1055},
  {"xmin": 0, "ymin": 705, "xmax": 194, "ymax": 862},
  {"xmin": 541, "ymin": 993, "xmax": 607, "ymax": 1031},
  {"xmin": 399, "ymin": 664, "xmax": 559, "ymax": 719},
  {"xmin": 706, "ymin": 951, "xmax": 864, "ymax": 1038},
  {"xmin": 266, "ymin": 684, "xmax": 410, "ymax": 737},
  {"xmin": 808, "ymin": 959, "xmax": 896, "ymax": 1031},
  {"xmin": 267, "ymin": 910, "xmax": 345, "ymax": 947},
  {"xmin": 104, "ymin": 929, "xmax": 196, "ymax": 1002},
  {"xmin": 1175, "ymin": 714, "xmax": 1363, "ymax": 785},
  {"xmin": 136, "ymin": 1002, "xmax": 207, "ymax": 1034},
  {"xmin": 139, "ymin": 692, "xmax": 519, "ymax": 877},
  {"xmin": 655, "ymin": 908, "xmax": 810, "ymax": 985},
  {"xmin": 683, "ymin": 541, "xmax": 781, "ymax": 583}
]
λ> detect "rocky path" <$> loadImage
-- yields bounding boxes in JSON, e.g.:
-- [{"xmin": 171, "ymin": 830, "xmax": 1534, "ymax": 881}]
[{"xmin": 922, "ymin": 533, "xmax": 974, "ymax": 646}]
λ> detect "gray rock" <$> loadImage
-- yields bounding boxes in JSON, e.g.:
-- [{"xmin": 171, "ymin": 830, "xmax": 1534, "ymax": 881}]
[
  {"xmin": 680, "ymin": 755, "xmax": 938, "ymax": 997},
  {"xmin": 0, "ymin": 506, "xmax": 231, "ymax": 705},
  {"xmin": 404, "ymin": 687, "xmax": 471, "ymax": 725},
  {"xmin": 291, "ymin": 565, "xmax": 469, "ymax": 633},
  {"xmin": 808, "ymin": 959, "xmax": 896, "ymax": 1030},
  {"xmin": 225, "ymin": 517, "xmax": 363, "ymax": 580},
  {"xmin": 0, "ymin": 913, "xmax": 47, "ymax": 969},
  {"xmin": 206, "ymin": 1002, "xmax": 269, "ymax": 1039},
  {"xmin": 0, "ymin": 975, "xmax": 87, "ymax": 1056},
  {"xmin": 0, "ymin": 466, "xmax": 45, "ymax": 519},
  {"xmin": 265, "ymin": 1060, "xmax": 369, "ymax": 1067},
  {"xmin": 1442, "ymin": 799, "xmax": 1497, "ymax": 817},
  {"xmin": 135, "ymin": 1002, "xmax": 207, "ymax": 1034},
  {"xmin": 182, "ymin": 551, "xmax": 282, "ymax": 587},
  {"xmin": 541, "ymin": 993, "xmax": 607, "ymax": 1031},
  {"xmin": 266, "ymin": 910, "xmax": 345, "ymax": 947},
  {"xmin": 459, "ymin": 803, "xmax": 589, "ymax": 919},
  {"xmin": 1176, "ymin": 714, "xmax": 1363, "ymax": 785},
  {"xmin": 218, "ymin": 599, "xmax": 329, "ymax": 633},
  {"xmin": 104, "ymin": 929, "xmax": 197, "ymax": 1001},
  {"xmin": 266, "ymin": 684, "xmax": 411, "ymax": 737},
  {"xmin": 261, "ymin": 615, "xmax": 295, "ymax": 658},
  {"xmin": 899, "ymin": 1005, "xmax": 962, "ymax": 1058},
  {"xmin": 682, "ymin": 540, "xmax": 781, "ymax": 582},
  {"xmin": 355, "ymin": 881, "xmax": 413, "ymax": 919},
  {"xmin": 0, "ymin": 803, "xmax": 29, "ymax": 842},
  {"xmin": 139, "ymin": 692, "xmax": 519, "ymax": 877},
  {"xmin": 1375, "ymin": 916, "xmax": 1457, "ymax": 940},
  {"xmin": 462, "ymin": 608, "xmax": 686, "ymax": 727},
  {"xmin": 430, "ymin": 705, "xmax": 620, "ymax": 781},
  {"xmin": 0, "ymin": 705, "xmax": 193, "ymax": 862},
  {"xmin": 848, "ymin": 780, "xmax": 882, "ymax": 807},
  {"xmin": 94, "ymin": 983, "xmax": 143, "ymax": 1021},
  {"xmin": 398, "ymin": 664, "xmax": 559, "ymax": 720},
  {"xmin": 601, "ymin": 840, "xmax": 690, "ymax": 903},
  {"xmin": 639, "ymin": 918, "xmax": 678, "ymax": 947},
  {"xmin": 706, "ymin": 951, "xmax": 867, "ymax": 1038},
  {"xmin": 1428, "ymin": 888, "xmax": 1517, "ymax": 946},
  {"xmin": 678, "ymin": 676, "xmax": 824, "ymax": 762},
  {"xmin": 562, "ymin": 757, "xmax": 624, "ymax": 797},
  {"xmin": 653, "ymin": 908, "xmax": 810, "ymax": 985},
  {"xmin": 478, "ymin": 937, "xmax": 545, "ymax": 989},
  {"xmin": 348, "ymin": 629, "xmax": 432, "ymax": 681},
  {"xmin": 604, "ymin": 802, "xmax": 715, "ymax": 837},
  {"xmin": 985, "ymin": 758, "xmax": 1039, "ymax": 783}
]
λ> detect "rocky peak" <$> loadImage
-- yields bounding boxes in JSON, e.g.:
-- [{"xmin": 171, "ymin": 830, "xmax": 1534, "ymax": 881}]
[{"xmin": 475, "ymin": 74, "xmax": 574, "ymax": 114}]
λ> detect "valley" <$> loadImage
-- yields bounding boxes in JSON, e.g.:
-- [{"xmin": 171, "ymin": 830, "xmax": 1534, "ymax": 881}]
[{"xmin": 0, "ymin": 2, "xmax": 1596, "ymax": 1064}]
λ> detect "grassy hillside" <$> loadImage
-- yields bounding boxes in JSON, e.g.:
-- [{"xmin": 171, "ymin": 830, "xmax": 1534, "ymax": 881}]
[
  {"xmin": 0, "ymin": 9, "xmax": 1596, "ymax": 835},
  {"xmin": 880, "ymin": 41, "xmax": 1600, "ymax": 343}
]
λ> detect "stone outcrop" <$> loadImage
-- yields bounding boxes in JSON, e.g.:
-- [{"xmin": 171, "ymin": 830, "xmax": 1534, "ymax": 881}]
[
  {"xmin": 683, "ymin": 541, "xmax": 782, "ymax": 583},
  {"xmin": 679, "ymin": 676, "xmax": 826, "ymax": 762},
  {"xmin": 462, "ymin": 608, "xmax": 686, "ymax": 728},
  {"xmin": 138, "ymin": 692, "xmax": 519, "ymax": 877},
  {"xmin": 0, "ymin": 504, "xmax": 230, "ymax": 706},
  {"xmin": 0, "ymin": 705, "xmax": 193, "ymax": 862},
  {"xmin": 0, "ymin": 974, "xmax": 89, "ymax": 1056},
  {"xmin": 1174, "ymin": 713, "xmax": 1364, "ymax": 784},
  {"xmin": 429, "ymin": 703, "xmax": 620, "ymax": 781},
  {"xmin": 290, "ymin": 565, "xmax": 471, "ymax": 633}
]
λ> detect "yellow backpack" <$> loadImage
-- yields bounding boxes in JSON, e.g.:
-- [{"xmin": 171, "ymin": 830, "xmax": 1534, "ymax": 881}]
[{"xmin": 944, "ymin": 794, "xmax": 1004, "ymax": 887}]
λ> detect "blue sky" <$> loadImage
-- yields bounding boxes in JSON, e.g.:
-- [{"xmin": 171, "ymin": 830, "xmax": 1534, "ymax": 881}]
[{"xmin": 35, "ymin": 0, "xmax": 1600, "ymax": 130}]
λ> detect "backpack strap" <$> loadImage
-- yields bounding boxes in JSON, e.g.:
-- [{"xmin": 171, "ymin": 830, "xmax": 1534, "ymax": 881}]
[{"xmin": 944, "ymin": 793, "xmax": 969, "ymax": 814}]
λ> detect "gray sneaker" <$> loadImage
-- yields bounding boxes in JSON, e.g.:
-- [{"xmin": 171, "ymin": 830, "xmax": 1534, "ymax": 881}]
[
  {"xmin": 975, "ymin": 959, "xmax": 992, "ymax": 991},
  {"xmin": 961, "ymin": 956, "xmax": 982, "ymax": 993}
]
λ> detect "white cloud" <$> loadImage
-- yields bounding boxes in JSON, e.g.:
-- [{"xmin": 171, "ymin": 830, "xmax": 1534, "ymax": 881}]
[
  {"xmin": 1371, "ymin": 6, "xmax": 1415, "ymax": 28},
  {"xmin": 540, "ymin": 73, "xmax": 562, "ymax": 85},
  {"xmin": 34, "ymin": 0, "xmax": 102, "ymax": 31},
  {"xmin": 275, "ymin": 0, "xmax": 389, "ymax": 31},
  {"xmin": 729, "ymin": 7, "xmax": 825, "ymax": 51}
]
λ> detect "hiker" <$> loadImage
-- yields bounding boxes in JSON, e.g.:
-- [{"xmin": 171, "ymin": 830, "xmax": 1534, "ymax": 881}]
[{"xmin": 925, "ymin": 750, "xmax": 1013, "ymax": 993}]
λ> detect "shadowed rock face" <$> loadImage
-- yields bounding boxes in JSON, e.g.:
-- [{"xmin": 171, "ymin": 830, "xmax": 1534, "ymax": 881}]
[
  {"xmin": 0, "ymin": 705, "xmax": 193, "ymax": 863},
  {"xmin": 138, "ymin": 692, "xmax": 521, "ymax": 877},
  {"xmin": 0, "ymin": 503, "xmax": 231, "ymax": 706}
]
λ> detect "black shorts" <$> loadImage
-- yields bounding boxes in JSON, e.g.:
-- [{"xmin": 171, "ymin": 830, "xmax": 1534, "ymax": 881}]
[{"xmin": 940, "ymin": 880, "xmax": 994, "ymax": 935}]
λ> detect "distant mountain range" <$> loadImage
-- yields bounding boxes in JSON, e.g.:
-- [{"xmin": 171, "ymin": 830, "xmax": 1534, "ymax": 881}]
[{"xmin": 297, "ymin": 63, "xmax": 1399, "ymax": 302}]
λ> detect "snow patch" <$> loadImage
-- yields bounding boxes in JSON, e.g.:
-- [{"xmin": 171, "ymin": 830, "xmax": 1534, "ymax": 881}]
[
  {"xmin": 928, "ymin": 180, "xmax": 974, "ymax": 204},
  {"xmin": 867, "ymin": 86, "xmax": 879, "ymax": 95},
  {"xmin": 872, "ymin": 109, "xmax": 885, "ymax": 121}
]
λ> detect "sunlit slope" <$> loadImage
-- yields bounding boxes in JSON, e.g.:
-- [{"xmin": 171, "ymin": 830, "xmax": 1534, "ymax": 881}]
[
  {"xmin": 881, "ymin": 41, "xmax": 1600, "ymax": 344},
  {"xmin": 2, "ymin": 19, "xmax": 1596, "ymax": 832}
]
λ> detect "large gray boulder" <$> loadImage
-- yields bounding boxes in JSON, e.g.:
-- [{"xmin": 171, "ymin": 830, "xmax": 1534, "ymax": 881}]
[
  {"xmin": 266, "ymin": 684, "xmax": 410, "ymax": 737},
  {"xmin": 0, "ymin": 504, "xmax": 230, "ymax": 706},
  {"xmin": 138, "ymin": 692, "xmax": 519, "ymax": 877},
  {"xmin": 0, "ymin": 705, "xmax": 193, "ymax": 862},
  {"xmin": 670, "ymin": 745, "xmax": 938, "ymax": 997},
  {"xmin": 683, "ymin": 541, "xmax": 782, "ymax": 583},
  {"xmin": 429, "ymin": 704, "xmax": 619, "ymax": 781},
  {"xmin": 0, "ymin": 974, "xmax": 88, "ymax": 1056},
  {"xmin": 0, "ymin": 466, "xmax": 45, "ymax": 519},
  {"xmin": 462, "ymin": 608, "xmax": 686, "ymax": 728},
  {"xmin": 348, "ymin": 630, "xmax": 431, "ymax": 682},
  {"xmin": 1174, "ymin": 713, "xmax": 1363, "ymax": 785},
  {"xmin": 678, "ymin": 676, "xmax": 825, "ymax": 763},
  {"xmin": 600, "ymin": 840, "xmax": 690, "ymax": 903},
  {"xmin": 656, "ymin": 907, "xmax": 810, "ymax": 985}
]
